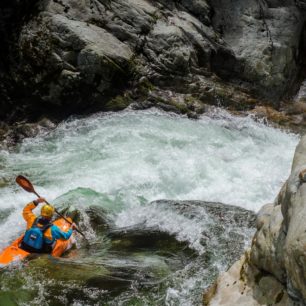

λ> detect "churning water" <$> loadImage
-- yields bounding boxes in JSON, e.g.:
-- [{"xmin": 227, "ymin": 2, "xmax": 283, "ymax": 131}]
[{"xmin": 0, "ymin": 108, "xmax": 299, "ymax": 305}]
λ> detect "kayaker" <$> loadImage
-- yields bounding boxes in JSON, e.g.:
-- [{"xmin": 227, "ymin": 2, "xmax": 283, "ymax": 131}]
[{"xmin": 20, "ymin": 197, "xmax": 76, "ymax": 253}]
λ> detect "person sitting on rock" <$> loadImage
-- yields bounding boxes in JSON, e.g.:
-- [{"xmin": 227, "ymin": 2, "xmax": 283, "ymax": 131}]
[{"xmin": 20, "ymin": 197, "xmax": 76, "ymax": 253}]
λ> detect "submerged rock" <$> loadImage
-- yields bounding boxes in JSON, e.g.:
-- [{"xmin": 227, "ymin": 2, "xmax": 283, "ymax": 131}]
[{"xmin": 1, "ymin": 118, "xmax": 57, "ymax": 146}]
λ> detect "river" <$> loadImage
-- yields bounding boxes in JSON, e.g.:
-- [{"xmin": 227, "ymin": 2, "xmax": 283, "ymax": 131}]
[{"xmin": 0, "ymin": 108, "xmax": 299, "ymax": 305}]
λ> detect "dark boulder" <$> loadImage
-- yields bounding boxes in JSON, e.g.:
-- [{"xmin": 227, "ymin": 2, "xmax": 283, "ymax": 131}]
[{"xmin": 1, "ymin": 0, "xmax": 306, "ymax": 121}]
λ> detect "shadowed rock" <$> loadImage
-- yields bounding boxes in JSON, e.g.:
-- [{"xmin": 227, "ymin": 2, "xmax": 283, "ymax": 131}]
[
  {"xmin": 1, "ymin": 0, "xmax": 306, "ymax": 123},
  {"xmin": 108, "ymin": 224, "xmax": 196, "ymax": 254}
]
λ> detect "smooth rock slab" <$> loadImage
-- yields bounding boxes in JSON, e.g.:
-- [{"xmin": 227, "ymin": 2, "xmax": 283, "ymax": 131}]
[{"xmin": 50, "ymin": 14, "xmax": 132, "ymax": 62}]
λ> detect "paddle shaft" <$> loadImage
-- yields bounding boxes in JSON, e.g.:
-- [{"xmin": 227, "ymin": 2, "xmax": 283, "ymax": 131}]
[{"xmin": 32, "ymin": 190, "xmax": 86, "ymax": 238}]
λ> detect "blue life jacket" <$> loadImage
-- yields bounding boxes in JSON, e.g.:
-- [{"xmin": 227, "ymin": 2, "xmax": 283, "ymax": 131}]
[{"xmin": 22, "ymin": 218, "xmax": 52, "ymax": 251}]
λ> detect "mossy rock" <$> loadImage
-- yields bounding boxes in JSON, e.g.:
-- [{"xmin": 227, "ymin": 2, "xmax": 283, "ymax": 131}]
[
  {"xmin": 151, "ymin": 96, "xmax": 190, "ymax": 115},
  {"xmin": 168, "ymin": 100, "xmax": 189, "ymax": 114},
  {"xmin": 104, "ymin": 95, "xmax": 132, "ymax": 111},
  {"xmin": 138, "ymin": 79, "xmax": 154, "ymax": 95}
]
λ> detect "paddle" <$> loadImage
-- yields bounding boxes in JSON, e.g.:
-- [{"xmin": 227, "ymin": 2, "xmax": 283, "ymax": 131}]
[{"xmin": 16, "ymin": 175, "xmax": 86, "ymax": 238}]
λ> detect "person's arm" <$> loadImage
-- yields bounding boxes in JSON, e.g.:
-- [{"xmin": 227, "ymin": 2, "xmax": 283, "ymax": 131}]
[
  {"xmin": 51, "ymin": 225, "xmax": 73, "ymax": 241},
  {"xmin": 22, "ymin": 198, "xmax": 45, "ymax": 228}
]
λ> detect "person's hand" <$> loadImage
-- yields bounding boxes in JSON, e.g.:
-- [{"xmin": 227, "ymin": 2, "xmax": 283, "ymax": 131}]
[
  {"xmin": 71, "ymin": 223, "xmax": 77, "ymax": 230},
  {"xmin": 34, "ymin": 197, "xmax": 46, "ymax": 205}
]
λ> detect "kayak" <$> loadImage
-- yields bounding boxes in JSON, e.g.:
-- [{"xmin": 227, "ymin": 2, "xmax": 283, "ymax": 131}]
[{"xmin": 0, "ymin": 217, "xmax": 75, "ymax": 268}]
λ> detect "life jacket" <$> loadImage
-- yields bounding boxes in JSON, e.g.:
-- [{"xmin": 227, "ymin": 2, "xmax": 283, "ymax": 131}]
[{"xmin": 21, "ymin": 218, "xmax": 52, "ymax": 252}]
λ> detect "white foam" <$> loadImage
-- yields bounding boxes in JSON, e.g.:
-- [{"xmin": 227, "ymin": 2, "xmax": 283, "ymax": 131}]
[
  {"xmin": 115, "ymin": 202, "xmax": 211, "ymax": 254},
  {"xmin": 0, "ymin": 108, "xmax": 299, "ymax": 250}
]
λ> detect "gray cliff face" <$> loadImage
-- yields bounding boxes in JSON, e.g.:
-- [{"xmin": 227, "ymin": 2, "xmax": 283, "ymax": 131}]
[
  {"xmin": 211, "ymin": 0, "xmax": 304, "ymax": 99},
  {"xmin": 0, "ymin": 0, "xmax": 305, "ymax": 122},
  {"xmin": 204, "ymin": 136, "xmax": 306, "ymax": 305}
]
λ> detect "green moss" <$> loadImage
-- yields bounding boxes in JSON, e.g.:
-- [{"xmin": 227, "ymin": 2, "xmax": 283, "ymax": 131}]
[
  {"xmin": 151, "ymin": 12, "xmax": 160, "ymax": 23},
  {"xmin": 169, "ymin": 100, "xmax": 189, "ymax": 114},
  {"xmin": 138, "ymin": 80, "xmax": 155, "ymax": 97},
  {"xmin": 140, "ymin": 79, "xmax": 154, "ymax": 91},
  {"xmin": 147, "ymin": 94, "xmax": 190, "ymax": 115},
  {"xmin": 105, "ymin": 95, "xmax": 132, "ymax": 111},
  {"xmin": 127, "ymin": 55, "xmax": 140, "ymax": 77},
  {"xmin": 102, "ymin": 54, "xmax": 127, "ymax": 76},
  {"xmin": 152, "ymin": 95, "xmax": 167, "ymax": 104},
  {"xmin": 184, "ymin": 95, "xmax": 198, "ymax": 107}
]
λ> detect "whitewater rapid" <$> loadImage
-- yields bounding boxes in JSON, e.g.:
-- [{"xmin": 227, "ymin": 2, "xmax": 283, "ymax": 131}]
[
  {"xmin": 0, "ymin": 108, "xmax": 299, "ymax": 251},
  {"xmin": 0, "ymin": 108, "xmax": 299, "ymax": 305}
]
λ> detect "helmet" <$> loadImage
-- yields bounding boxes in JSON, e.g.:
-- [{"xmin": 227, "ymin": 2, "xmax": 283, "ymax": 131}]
[{"xmin": 41, "ymin": 204, "xmax": 55, "ymax": 219}]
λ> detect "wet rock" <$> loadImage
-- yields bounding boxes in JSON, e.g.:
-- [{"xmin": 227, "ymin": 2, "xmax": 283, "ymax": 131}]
[
  {"xmin": 153, "ymin": 200, "xmax": 256, "ymax": 229},
  {"xmin": 0, "ymin": 122, "xmax": 9, "ymax": 138},
  {"xmin": 85, "ymin": 206, "xmax": 112, "ymax": 232},
  {"xmin": 206, "ymin": 135, "xmax": 306, "ymax": 305},
  {"xmin": 3, "ymin": 118, "xmax": 57, "ymax": 145},
  {"xmin": 156, "ymin": 102, "xmax": 182, "ymax": 114},
  {"xmin": 129, "ymin": 100, "xmax": 154, "ymax": 110},
  {"xmin": 204, "ymin": 253, "xmax": 290, "ymax": 306},
  {"xmin": 14, "ymin": 123, "xmax": 40, "ymax": 138},
  {"xmin": 249, "ymin": 105, "xmax": 289, "ymax": 125},
  {"xmin": 104, "ymin": 95, "xmax": 132, "ymax": 112},
  {"xmin": 37, "ymin": 117, "xmax": 56, "ymax": 129},
  {"xmin": 285, "ymin": 101, "xmax": 306, "ymax": 116},
  {"xmin": 86, "ymin": 275, "xmax": 132, "ymax": 293},
  {"xmin": 108, "ymin": 224, "xmax": 195, "ymax": 255},
  {"xmin": 187, "ymin": 111, "xmax": 199, "ymax": 119},
  {"xmin": 135, "ymin": 88, "xmax": 208, "ymax": 117}
]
